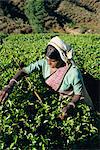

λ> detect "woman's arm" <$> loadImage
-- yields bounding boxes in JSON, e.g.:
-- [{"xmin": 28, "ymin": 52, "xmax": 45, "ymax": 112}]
[
  {"xmin": 59, "ymin": 94, "xmax": 81, "ymax": 120},
  {"xmin": 0, "ymin": 69, "xmax": 27, "ymax": 103},
  {"xmin": 59, "ymin": 68, "xmax": 83, "ymax": 120},
  {"xmin": 8, "ymin": 69, "xmax": 27, "ymax": 88},
  {"xmin": 0, "ymin": 59, "xmax": 46, "ymax": 103}
]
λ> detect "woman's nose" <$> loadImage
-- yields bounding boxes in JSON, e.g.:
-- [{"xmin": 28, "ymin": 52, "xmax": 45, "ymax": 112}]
[{"xmin": 47, "ymin": 60, "xmax": 51, "ymax": 65}]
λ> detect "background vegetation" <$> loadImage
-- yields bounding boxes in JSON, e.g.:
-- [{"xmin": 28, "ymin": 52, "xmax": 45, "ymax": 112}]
[
  {"xmin": 25, "ymin": 0, "xmax": 47, "ymax": 32},
  {"xmin": 0, "ymin": 0, "xmax": 100, "ymax": 34}
]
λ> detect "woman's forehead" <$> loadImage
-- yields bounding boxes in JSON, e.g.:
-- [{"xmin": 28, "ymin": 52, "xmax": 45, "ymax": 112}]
[
  {"xmin": 46, "ymin": 56, "xmax": 58, "ymax": 61},
  {"xmin": 47, "ymin": 45, "xmax": 56, "ymax": 50}
]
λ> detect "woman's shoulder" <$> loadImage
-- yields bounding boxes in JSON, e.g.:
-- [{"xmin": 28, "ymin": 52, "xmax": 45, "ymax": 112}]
[
  {"xmin": 67, "ymin": 64, "xmax": 81, "ymax": 79},
  {"xmin": 37, "ymin": 58, "xmax": 49, "ymax": 69},
  {"xmin": 69, "ymin": 64, "xmax": 79, "ymax": 73},
  {"xmin": 37, "ymin": 58, "xmax": 47, "ymax": 65},
  {"xmin": 63, "ymin": 65, "xmax": 82, "ymax": 84}
]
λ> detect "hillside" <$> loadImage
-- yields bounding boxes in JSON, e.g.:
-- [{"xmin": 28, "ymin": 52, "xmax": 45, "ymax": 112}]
[{"xmin": 0, "ymin": 0, "xmax": 100, "ymax": 34}]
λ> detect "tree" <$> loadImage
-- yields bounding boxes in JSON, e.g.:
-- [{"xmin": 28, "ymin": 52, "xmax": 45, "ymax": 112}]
[{"xmin": 25, "ymin": 0, "xmax": 47, "ymax": 32}]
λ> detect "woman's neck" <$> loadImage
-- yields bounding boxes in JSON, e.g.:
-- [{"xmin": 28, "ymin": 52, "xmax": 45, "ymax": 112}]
[
  {"xmin": 56, "ymin": 61, "xmax": 66, "ymax": 68},
  {"xmin": 50, "ymin": 62, "xmax": 68, "ymax": 74},
  {"xmin": 50, "ymin": 67, "xmax": 57, "ymax": 74}
]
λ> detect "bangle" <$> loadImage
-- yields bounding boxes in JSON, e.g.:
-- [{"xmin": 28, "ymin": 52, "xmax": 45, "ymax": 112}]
[
  {"xmin": 4, "ymin": 85, "xmax": 11, "ymax": 92},
  {"xmin": 9, "ymin": 78, "xmax": 18, "ymax": 84},
  {"xmin": 4, "ymin": 85, "xmax": 11, "ymax": 89},
  {"xmin": 68, "ymin": 102, "xmax": 75, "ymax": 108}
]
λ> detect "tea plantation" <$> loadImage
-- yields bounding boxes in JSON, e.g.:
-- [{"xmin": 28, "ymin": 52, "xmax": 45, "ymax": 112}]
[{"xmin": 0, "ymin": 33, "xmax": 100, "ymax": 149}]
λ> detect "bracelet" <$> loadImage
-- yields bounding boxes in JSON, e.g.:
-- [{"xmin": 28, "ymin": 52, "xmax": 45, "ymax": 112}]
[
  {"xmin": 4, "ymin": 85, "xmax": 11, "ymax": 89},
  {"xmin": 4, "ymin": 85, "xmax": 11, "ymax": 90},
  {"xmin": 9, "ymin": 78, "xmax": 18, "ymax": 84},
  {"xmin": 68, "ymin": 102, "xmax": 75, "ymax": 108}
]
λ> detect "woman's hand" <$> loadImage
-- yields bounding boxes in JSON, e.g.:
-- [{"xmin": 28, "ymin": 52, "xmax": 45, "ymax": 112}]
[
  {"xmin": 59, "ymin": 102, "xmax": 75, "ymax": 120},
  {"xmin": 58, "ymin": 94, "xmax": 81, "ymax": 120},
  {"xmin": 0, "ymin": 69, "xmax": 27, "ymax": 104},
  {"xmin": 0, "ymin": 85, "xmax": 11, "ymax": 103},
  {"xmin": 0, "ymin": 90, "xmax": 8, "ymax": 103}
]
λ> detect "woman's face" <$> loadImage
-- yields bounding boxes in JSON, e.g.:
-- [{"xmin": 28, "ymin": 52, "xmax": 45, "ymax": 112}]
[{"xmin": 46, "ymin": 57, "xmax": 62, "ymax": 68}]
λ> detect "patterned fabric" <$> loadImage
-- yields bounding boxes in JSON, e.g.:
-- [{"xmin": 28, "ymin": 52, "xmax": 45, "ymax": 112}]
[{"xmin": 45, "ymin": 64, "xmax": 69, "ymax": 91}]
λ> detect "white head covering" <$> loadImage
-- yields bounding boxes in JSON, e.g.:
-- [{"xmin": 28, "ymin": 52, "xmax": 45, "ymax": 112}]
[{"xmin": 48, "ymin": 36, "xmax": 74, "ymax": 63}]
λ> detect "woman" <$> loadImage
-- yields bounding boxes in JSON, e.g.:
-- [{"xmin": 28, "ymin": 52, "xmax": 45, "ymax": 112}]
[{"xmin": 0, "ymin": 36, "xmax": 93, "ymax": 119}]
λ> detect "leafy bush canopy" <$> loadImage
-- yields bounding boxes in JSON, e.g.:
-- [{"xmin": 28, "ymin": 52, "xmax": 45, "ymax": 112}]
[
  {"xmin": 0, "ymin": 33, "xmax": 99, "ymax": 149},
  {"xmin": 25, "ymin": 0, "xmax": 47, "ymax": 32}
]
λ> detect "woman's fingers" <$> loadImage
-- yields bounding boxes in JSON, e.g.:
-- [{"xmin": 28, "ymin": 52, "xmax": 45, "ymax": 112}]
[
  {"xmin": 58, "ymin": 112, "xmax": 68, "ymax": 120},
  {"xmin": 0, "ymin": 91, "xmax": 5, "ymax": 101},
  {"xmin": 58, "ymin": 114, "xmax": 65, "ymax": 120},
  {"xmin": 0, "ymin": 91, "xmax": 8, "ymax": 103},
  {"xmin": 2, "ymin": 92, "xmax": 8, "ymax": 103},
  {"xmin": 62, "ymin": 106, "xmax": 67, "ymax": 113}
]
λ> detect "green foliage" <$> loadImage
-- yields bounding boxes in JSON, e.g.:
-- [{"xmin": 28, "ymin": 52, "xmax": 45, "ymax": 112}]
[
  {"xmin": 25, "ymin": 0, "xmax": 47, "ymax": 32},
  {"xmin": 0, "ymin": 33, "xmax": 8, "ymax": 42},
  {"xmin": 0, "ymin": 33, "xmax": 99, "ymax": 149},
  {"xmin": 61, "ymin": 34, "xmax": 100, "ymax": 79}
]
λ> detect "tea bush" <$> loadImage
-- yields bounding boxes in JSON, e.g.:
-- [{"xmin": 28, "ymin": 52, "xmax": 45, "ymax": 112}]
[{"xmin": 0, "ymin": 33, "xmax": 99, "ymax": 149}]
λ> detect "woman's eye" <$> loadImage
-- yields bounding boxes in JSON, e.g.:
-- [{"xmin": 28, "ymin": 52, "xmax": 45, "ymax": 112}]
[{"xmin": 52, "ymin": 60, "xmax": 56, "ymax": 62}]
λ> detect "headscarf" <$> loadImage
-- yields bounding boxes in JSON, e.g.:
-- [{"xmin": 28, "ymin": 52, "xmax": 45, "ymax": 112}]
[{"xmin": 48, "ymin": 36, "xmax": 74, "ymax": 63}]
